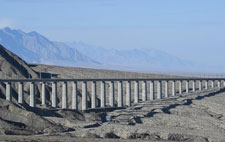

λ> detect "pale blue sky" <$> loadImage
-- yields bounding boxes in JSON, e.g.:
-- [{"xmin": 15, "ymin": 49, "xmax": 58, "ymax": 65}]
[{"xmin": 0, "ymin": 0, "xmax": 225, "ymax": 67}]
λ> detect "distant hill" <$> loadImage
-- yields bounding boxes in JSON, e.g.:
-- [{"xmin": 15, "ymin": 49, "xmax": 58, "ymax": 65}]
[
  {"xmin": 0, "ymin": 44, "xmax": 38, "ymax": 79},
  {"xmin": 0, "ymin": 27, "xmax": 100, "ymax": 67},
  {"xmin": 0, "ymin": 27, "xmax": 216, "ymax": 72},
  {"xmin": 67, "ymin": 42, "xmax": 204, "ymax": 72}
]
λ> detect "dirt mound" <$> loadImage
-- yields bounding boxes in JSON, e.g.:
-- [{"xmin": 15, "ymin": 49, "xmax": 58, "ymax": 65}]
[
  {"xmin": 0, "ymin": 44, "xmax": 38, "ymax": 79},
  {"xmin": 0, "ymin": 98, "xmax": 72, "ymax": 135}
]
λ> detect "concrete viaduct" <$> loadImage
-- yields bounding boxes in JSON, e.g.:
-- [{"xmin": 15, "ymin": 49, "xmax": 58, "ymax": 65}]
[{"xmin": 0, "ymin": 78, "xmax": 224, "ymax": 111}]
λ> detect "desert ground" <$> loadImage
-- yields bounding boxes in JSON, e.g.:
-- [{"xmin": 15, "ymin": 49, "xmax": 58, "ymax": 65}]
[
  {"xmin": 1, "ymin": 45, "xmax": 225, "ymax": 142},
  {"xmin": 1, "ymin": 86, "xmax": 225, "ymax": 142}
]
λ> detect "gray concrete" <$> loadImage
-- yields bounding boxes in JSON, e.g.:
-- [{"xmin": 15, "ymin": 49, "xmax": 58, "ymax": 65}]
[
  {"xmin": 52, "ymin": 82, "xmax": 57, "ymax": 108},
  {"xmin": 72, "ymin": 82, "xmax": 78, "ymax": 110},
  {"xmin": 2, "ymin": 77, "xmax": 225, "ymax": 111},
  {"xmin": 62, "ymin": 82, "xmax": 68, "ymax": 109},
  {"xmin": 82, "ymin": 81, "xmax": 87, "ymax": 111},
  {"xmin": 211, "ymin": 81, "xmax": 214, "ymax": 88},
  {"xmin": 109, "ymin": 81, "xmax": 114, "ymax": 107},
  {"xmin": 142, "ymin": 81, "xmax": 147, "ymax": 101},
  {"xmin": 18, "ymin": 82, "xmax": 24, "ymax": 104},
  {"xmin": 178, "ymin": 81, "xmax": 182, "ymax": 94},
  {"xmin": 91, "ymin": 81, "xmax": 97, "ymax": 109},
  {"xmin": 224, "ymin": 80, "xmax": 225, "ymax": 87},
  {"xmin": 205, "ymin": 81, "xmax": 208, "ymax": 90},
  {"xmin": 150, "ymin": 81, "xmax": 154, "ymax": 100},
  {"xmin": 171, "ymin": 81, "xmax": 176, "ymax": 96},
  {"xmin": 100, "ymin": 81, "xmax": 106, "ymax": 108},
  {"xmin": 198, "ymin": 81, "xmax": 202, "ymax": 91},
  {"xmin": 126, "ymin": 81, "xmax": 131, "ymax": 106},
  {"xmin": 157, "ymin": 81, "xmax": 162, "ymax": 99},
  {"xmin": 41, "ymin": 82, "xmax": 46, "ymax": 105},
  {"xmin": 164, "ymin": 81, "xmax": 169, "ymax": 98},
  {"xmin": 192, "ymin": 81, "xmax": 196, "ymax": 92},
  {"xmin": 117, "ymin": 81, "xmax": 123, "ymax": 107},
  {"xmin": 218, "ymin": 80, "xmax": 221, "ymax": 88},
  {"xmin": 186, "ymin": 81, "xmax": 189, "ymax": 93},
  {"xmin": 30, "ymin": 82, "xmax": 35, "ymax": 107},
  {"xmin": 1, "ymin": 77, "xmax": 224, "ymax": 83},
  {"xmin": 6, "ymin": 82, "xmax": 12, "ymax": 101},
  {"xmin": 134, "ymin": 81, "xmax": 139, "ymax": 103}
]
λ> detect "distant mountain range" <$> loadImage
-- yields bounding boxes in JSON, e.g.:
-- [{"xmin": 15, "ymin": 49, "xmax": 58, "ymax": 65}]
[
  {"xmin": 0, "ymin": 27, "xmax": 99, "ymax": 67},
  {"xmin": 0, "ymin": 27, "xmax": 216, "ymax": 72},
  {"xmin": 66, "ymin": 42, "xmax": 204, "ymax": 72}
]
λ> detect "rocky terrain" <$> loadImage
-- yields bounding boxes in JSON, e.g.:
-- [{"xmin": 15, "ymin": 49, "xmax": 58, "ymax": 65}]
[
  {"xmin": 0, "ymin": 44, "xmax": 225, "ymax": 141},
  {"xmin": 1, "ymin": 88, "xmax": 225, "ymax": 142}
]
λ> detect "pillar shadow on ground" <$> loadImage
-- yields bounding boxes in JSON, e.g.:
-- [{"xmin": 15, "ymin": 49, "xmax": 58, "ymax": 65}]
[{"xmin": 145, "ymin": 88, "xmax": 225, "ymax": 117}]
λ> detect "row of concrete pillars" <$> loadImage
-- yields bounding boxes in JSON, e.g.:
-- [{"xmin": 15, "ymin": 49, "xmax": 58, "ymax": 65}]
[{"xmin": 4, "ymin": 80, "xmax": 224, "ymax": 111}]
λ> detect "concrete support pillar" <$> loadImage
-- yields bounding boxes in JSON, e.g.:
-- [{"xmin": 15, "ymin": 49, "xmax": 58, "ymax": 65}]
[
  {"xmin": 134, "ymin": 81, "xmax": 139, "ymax": 103},
  {"xmin": 82, "ymin": 81, "xmax": 87, "ymax": 111},
  {"xmin": 109, "ymin": 81, "xmax": 115, "ymax": 107},
  {"xmin": 211, "ymin": 81, "xmax": 214, "ymax": 88},
  {"xmin": 157, "ymin": 81, "xmax": 162, "ymax": 99},
  {"xmin": 62, "ymin": 82, "xmax": 68, "ymax": 109},
  {"xmin": 41, "ymin": 82, "xmax": 46, "ymax": 106},
  {"xmin": 100, "ymin": 81, "xmax": 106, "ymax": 108},
  {"xmin": 30, "ymin": 82, "xmax": 35, "ymax": 107},
  {"xmin": 198, "ymin": 81, "xmax": 202, "ymax": 91},
  {"xmin": 164, "ymin": 81, "xmax": 169, "ymax": 98},
  {"xmin": 185, "ymin": 81, "xmax": 189, "ymax": 93},
  {"xmin": 224, "ymin": 80, "xmax": 225, "ymax": 87},
  {"xmin": 205, "ymin": 81, "xmax": 208, "ymax": 90},
  {"xmin": 171, "ymin": 81, "xmax": 176, "ymax": 96},
  {"xmin": 52, "ymin": 82, "xmax": 57, "ymax": 108},
  {"xmin": 142, "ymin": 81, "xmax": 147, "ymax": 101},
  {"xmin": 72, "ymin": 82, "xmax": 78, "ymax": 110},
  {"xmin": 192, "ymin": 81, "xmax": 196, "ymax": 92},
  {"xmin": 18, "ymin": 82, "xmax": 24, "ymax": 104},
  {"xmin": 126, "ymin": 81, "xmax": 131, "ymax": 106},
  {"xmin": 178, "ymin": 81, "xmax": 182, "ymax": 94},
  {"xmin": 91, "ymin": 81, "xmax": 96, "ymax": 109},
  {"xmin": 117, "ymin": 81, "xmax": 123, "ymax": 107},
  {"xmin": 6, "ymin": 82, "xmax": 12, "ymax": 101},
  {"xmin": 150, "ymin": 81, "xmax": 154, "ymax": 100},
  {"xmin": 218, "ymin": 81, "xmax": 221, "ymax": 88}
]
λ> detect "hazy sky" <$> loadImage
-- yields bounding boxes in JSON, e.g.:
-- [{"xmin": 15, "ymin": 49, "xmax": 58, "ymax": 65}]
[{"xmin": 0, "ymin": 0, "xmax": 225, "ymax": 67}]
